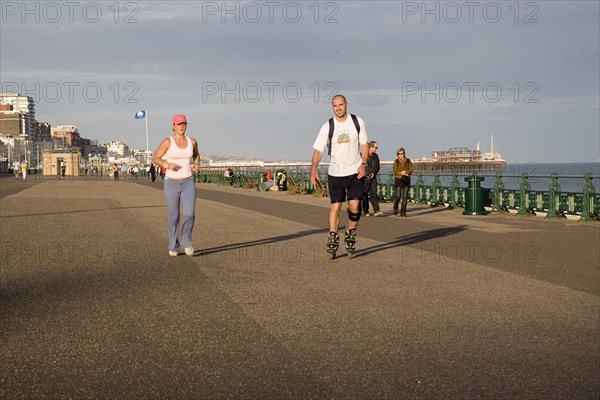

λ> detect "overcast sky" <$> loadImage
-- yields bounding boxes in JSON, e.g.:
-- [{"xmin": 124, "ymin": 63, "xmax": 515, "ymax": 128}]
[{"xmin": 1, "ymin": 0, "xmax": 599, "ymax": 163}]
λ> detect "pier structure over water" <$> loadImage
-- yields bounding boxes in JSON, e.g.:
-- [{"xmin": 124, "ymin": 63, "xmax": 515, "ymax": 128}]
[{"xmin": 409, "ymin": 159, "xmax": 507, "ymax": 173}]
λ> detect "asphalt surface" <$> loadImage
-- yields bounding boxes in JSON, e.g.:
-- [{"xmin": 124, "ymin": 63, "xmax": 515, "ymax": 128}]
[{"xmin": 1, "ymin": 177, "xmax": 598, "ymax": 399}]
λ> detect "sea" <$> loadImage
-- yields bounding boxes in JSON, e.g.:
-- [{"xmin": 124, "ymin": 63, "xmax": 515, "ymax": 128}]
[{"xmin": 377, "ymin": 162, "xmax": 600, "ymax": 193}]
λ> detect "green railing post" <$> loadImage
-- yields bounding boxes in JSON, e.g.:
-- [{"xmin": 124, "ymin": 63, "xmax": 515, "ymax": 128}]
[
  {"xmin": 414, "ymin": 174, "xmax": 424, "ymax": 204},
  {"xmin": 516, "ymin": 173, "xmax": 533, "ymax": 216},
  {"xmin": 579, "ymin": 173, "xmax": 596, "ymax": 222},
  {"xmin": 376, "ymin": 175, "xmax": 385, "ymax": 200},
  {"xmin": 545, "ymin": 173, "xmax": 563, "ymax": 219},
  {"xmin": 305, "ymin": 170, "xmax": 314, "ymax": 194},
  {"xmin": 386, "ymin": 173, "xmax": 394, "ymax": 202},
  {"xmin": 430, "ymin": 174, "xmax": 440, "ymax": 207},
  {"xmin": 448, "ymin": 174, "xmax": 460, "ymax": 209},
  {"xmin": 491, "ymin": 172, "xmax": 506, "ymax": 213}
]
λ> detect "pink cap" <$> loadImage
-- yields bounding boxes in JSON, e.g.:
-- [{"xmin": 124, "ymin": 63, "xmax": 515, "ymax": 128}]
[{"xmin": 172, "ymin": 114, "xmax": 187, "ymax": 125}]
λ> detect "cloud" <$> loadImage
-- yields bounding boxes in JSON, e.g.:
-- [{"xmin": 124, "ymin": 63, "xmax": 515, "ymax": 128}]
[{"xmin": 1, "ymin": 0, "xmax": 598, "ymax": 162}]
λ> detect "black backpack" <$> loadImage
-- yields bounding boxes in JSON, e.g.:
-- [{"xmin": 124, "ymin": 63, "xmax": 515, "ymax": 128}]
[{"xmin": 327, "ymin": 114, "xmax": 361, "ymax": 156}]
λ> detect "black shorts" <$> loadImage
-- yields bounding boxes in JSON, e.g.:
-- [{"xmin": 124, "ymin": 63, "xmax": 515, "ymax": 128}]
[{"xmin": 328, "ymin": 174, "xmax": 364, "ymax": 203}]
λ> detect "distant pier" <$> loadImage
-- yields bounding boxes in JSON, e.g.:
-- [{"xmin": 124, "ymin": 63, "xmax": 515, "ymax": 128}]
[{"xmin": 410, "ymin": 160, "xmax": 507, "ymax": 173}]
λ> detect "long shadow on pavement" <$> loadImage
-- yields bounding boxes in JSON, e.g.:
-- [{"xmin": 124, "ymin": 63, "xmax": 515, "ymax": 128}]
[
  {"xmin": 191, "ymin": 228, "xmax": 328, "ymax": 257},
  {"xmin": 352, "ymin": 225, "xmax": 467, "ymax": 258},
  {"xmin": 0, "ymin": 204, "xmax": 165, "ymax": 219},
  {"xmin": 409, "ymin": 206, "xmax": 458, "ymax": 216}
]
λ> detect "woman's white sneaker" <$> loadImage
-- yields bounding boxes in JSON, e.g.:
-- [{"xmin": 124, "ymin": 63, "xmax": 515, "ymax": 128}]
[
  {"xmin": 184, "ymin": 247, "xmax": 194, "ymax": 256},
  {"xmin": 168, "ymin": 250, "xmax": 178, "ymax": 257}
]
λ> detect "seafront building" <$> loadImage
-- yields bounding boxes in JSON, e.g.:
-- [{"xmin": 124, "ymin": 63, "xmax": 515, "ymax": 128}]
[
  {"xmin": 51, "ymin": 125, "xmax": 82, "ymax": 148},
  {"xmin": 0, "ymin": 93, "xmax": 37, "ymax": 172},
  {"xmin": 0, "ymin": 93, "xmax": 53, "ymax": 173},
  {"xmin": 0, "ymin": 92, "xmax": 151, "ymax": 175},
  {"xmin": 0, "ymin": 93, "xmax": 36, "ymax": 137},
  {"xmin": 105, "ymin": 141, "xmax": 130, "ymax": 157}
]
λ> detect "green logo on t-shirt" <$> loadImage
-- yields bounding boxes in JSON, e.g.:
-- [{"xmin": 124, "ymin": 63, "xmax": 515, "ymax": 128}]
[{"xmin": 337, "ymin": 131, "xmax": 350, "ymax": 144}]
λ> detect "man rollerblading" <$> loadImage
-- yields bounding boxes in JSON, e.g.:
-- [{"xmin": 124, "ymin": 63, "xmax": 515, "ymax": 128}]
[{"xmin": 310, "ymin": 94, "xmax": 369, "ymax": 260}]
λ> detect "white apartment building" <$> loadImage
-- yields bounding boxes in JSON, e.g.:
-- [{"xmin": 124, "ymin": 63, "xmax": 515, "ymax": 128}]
[
  {"xmin": 0, "ymin": 93, "xmax": 36, "ymax": 138},
  {"xmin": 104, "ymin": 141, "xmax": 130, "ymax": 157},
  {"xmin": 0, "ymin": 133, "xmax": 30, "ymax": 163}
]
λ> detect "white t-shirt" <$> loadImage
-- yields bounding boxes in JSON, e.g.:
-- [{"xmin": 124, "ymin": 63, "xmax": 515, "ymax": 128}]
[{"xmin": 313, "ymin": 115, "xmax": 368, "ymax": 177}]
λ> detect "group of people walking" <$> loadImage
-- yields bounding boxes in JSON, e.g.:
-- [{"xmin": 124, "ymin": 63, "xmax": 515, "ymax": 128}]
[
  {"xmin": 11, "ymin": 160, "xmax": 28, "ymax": 181},
  {"xmin": 155, "ymin": 94, "xmax": 412, "ymax": 259}
]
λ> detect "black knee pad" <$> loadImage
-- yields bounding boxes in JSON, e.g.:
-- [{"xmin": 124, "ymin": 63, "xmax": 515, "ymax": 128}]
[{"xmin": 347, "ymin": 208, "xmax": 361, "ymax": 222}]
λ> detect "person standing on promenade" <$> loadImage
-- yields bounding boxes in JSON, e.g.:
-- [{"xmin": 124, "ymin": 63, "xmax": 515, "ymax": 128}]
[
  {"xmin": 362, "ymin": 141, "xmax": 383, "ymax": 217},
  {"xmin": 228, "ymin": 168, "xmax": 235, "ymax": 187},
  {"xmin": 13, "ymin": 160, "xmax": 20, "ymax": 180},
  {"xmin": 153, "ymin": 114, "xmax": 200, "ymax": 257},
  {"xmin": 310, "ymin": 94, "xmax": 369, "ymax": 258},
  {"xmin": 149, "ymin": 164, "xmax": 157, "ymax": 182},
  {"xmin": 61, "ymin": 164, "xmax": 66, "ymax": 180},
  {"xmin": 20, "ymin": 160, "xmax": 28, "ymax": 181},
  {"xmin": 393, "ymin": 147, "xmax": 414, "ymax": 217}
]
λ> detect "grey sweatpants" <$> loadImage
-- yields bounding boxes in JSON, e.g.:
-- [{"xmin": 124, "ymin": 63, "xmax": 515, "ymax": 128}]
[{"xmin": 164, "ymin": 177, "xmax": 196, "ymax": 251}]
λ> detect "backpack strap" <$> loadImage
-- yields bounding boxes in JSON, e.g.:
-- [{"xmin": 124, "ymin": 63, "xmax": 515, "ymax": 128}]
[
  {"xmin": 327, "ymin": 118, "xmax": 334, "ymax": 156},
  {"xmin": 350, "ymin": 114, "xmax": 360, "ymax": 136},
  {"xmin": 327, "ymin": 114, "xmax": 361, "ymax": 156}
]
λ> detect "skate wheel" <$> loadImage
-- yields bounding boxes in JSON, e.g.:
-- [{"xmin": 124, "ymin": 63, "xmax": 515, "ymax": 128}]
[
  {"xmin": 347, "ymin": 251, "xmax": 354, "ymax": 259},
  {"xmin": 329, "ymin": 252, "xmax": 336, "ymax": 260}
]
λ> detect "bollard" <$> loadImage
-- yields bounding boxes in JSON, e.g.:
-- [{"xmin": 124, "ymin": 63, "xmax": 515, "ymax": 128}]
[
  {"xmin": 545, "ymin": 173, "xmax": 563, "ymax": 219},
  {"xmin": 463, "ymin": 174, "xmax": 486, "ymax": 215}
]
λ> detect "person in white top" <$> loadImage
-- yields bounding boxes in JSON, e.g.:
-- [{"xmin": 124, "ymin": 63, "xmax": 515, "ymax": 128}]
[
  {"xmin": 310, "ymin": 94, "xmax": 369, "ymax": 259},
  {"xmin": 13, "ymin": 161, "xmax": 20, "ymax": 180},
  {"xmin": 153, "ymin": 114, "xmax": 200, "ymax": 257}
]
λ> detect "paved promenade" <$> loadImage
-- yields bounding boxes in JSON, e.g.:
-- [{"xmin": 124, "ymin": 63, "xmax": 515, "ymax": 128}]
[{"xmin": 1, "ymin": 177, "xmax": 598, "ymax": 399}]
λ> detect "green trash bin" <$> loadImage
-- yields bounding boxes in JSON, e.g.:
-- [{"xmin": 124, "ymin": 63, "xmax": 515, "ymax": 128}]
[{"xmin": 463, "ymin": 175, "xmax": 486, "ymax": 215}]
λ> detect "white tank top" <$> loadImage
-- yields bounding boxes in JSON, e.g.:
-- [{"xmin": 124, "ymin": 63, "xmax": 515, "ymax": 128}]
[{"xmin": 165, "ymin": 136, "xmax": 193, "ymax": 179}]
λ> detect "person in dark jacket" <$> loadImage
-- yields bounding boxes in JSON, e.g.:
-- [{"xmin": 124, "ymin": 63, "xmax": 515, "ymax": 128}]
[
  {"xmin": 149, "ymin": 164, "xmax": 157, "ymax": 182},
  {"xmin": 393, "ymin": 147, "xmax": 414, "ymax": 217},
  {"xmin": 362, "ymin": 141, "xmax": 383, "ymax": 216}
]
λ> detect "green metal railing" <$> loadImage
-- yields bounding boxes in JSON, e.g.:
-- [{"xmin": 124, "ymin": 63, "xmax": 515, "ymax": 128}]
[{"xmin": 196, "ymin": 167, "xmax": 600, "ymax": 222}]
